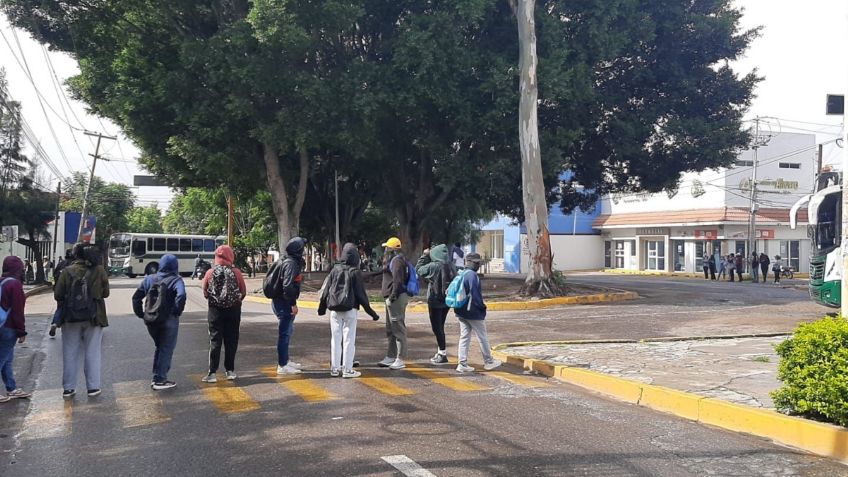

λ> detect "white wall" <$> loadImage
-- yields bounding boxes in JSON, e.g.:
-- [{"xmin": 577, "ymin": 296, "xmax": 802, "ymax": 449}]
[{"xmin": 520, "ymin": 234, "xmax": 605, "ymax": 273}]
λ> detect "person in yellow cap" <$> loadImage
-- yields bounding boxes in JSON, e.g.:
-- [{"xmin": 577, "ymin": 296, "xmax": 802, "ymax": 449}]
[{"xmin": 377, "ymin": 236, "xmax": 410, "ymax": 370}]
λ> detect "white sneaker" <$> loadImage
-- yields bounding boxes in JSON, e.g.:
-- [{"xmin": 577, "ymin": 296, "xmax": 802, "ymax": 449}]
[
  {"xmin": 287, "ymin": 361, "xmax": 303, "ymax": 370},
  {"xmin": 378, "ymin": 357, "xmax": 395, "ymax": 367},
  {"xmin": 201, "ymin": 373, "xmax": 217, "ymax": 383},
  {"xmin": 277, "ymin": 364, "xmax": 302, "ymax": 375},
  {"xmin": 225, "ymin": 371, "xmax": 237, "ymax": 380},
  {"xmin": 456, "ymin": 363, "xmax": 475, "ymax": 373},
  {"xmin": 330, "ymin": 368, "xmax": 341, "ymax": 377},
  {"xmin": 342, "ymin": 370, "xmax": 361, "ymax": 379},
  {"xmin": 389, "ymin": 359, "xmax": 406, "ymax": 370},
  {"xmin": 483, "ymin": 359, "xmax": 502, "ymax": 371}
]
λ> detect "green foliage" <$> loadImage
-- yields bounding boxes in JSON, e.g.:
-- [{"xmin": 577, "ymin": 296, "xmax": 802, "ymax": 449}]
[
  {"xmin": 61, "ymin": 172, "xmax": 135, "ymax": 243},
  {"xmin": 125, "ymin": 205, "xmax": 163, "ymax": 233},
  {"xmin": 771, "ymin": 316, "xmax": 848, "ymax": 427}
]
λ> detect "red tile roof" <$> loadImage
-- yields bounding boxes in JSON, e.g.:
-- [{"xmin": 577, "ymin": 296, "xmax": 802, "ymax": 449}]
[{"xmin": 593, "ymin": 207, "xmax": 808, "ymax": 228}]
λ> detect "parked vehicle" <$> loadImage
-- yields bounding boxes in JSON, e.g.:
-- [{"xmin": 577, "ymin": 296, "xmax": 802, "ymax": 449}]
[{"xmin": 108, "ymin": 233, "xmax": 225, "ymax": 278}]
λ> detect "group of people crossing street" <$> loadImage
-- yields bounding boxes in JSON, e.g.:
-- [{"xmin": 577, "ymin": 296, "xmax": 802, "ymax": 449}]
[{"xmin": 702, "ymin": 251, "xmax": 787, "ymax": 284}]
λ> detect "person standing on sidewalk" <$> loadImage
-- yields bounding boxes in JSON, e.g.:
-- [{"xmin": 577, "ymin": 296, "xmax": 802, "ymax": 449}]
[
  {"xmin": 716, "ymin": 253, "xmax": 726, "ymax": 280},
  {"xmin": 378, "ymin": 237, "xmax": 410, "ymax": 370},
  {"xmin": 0, "ymin": 256, "xmax": 32, "ymax": 402},
  {"xmin": 201, "ymin": 245, "xmax": 247, "ymax": 383},
  {"xmin": 417, "ymin": 244, "xmax": 456, "ymax": 364},
  {"xmin": 734, "ymin": 253, "xmax": 744, "ymax": 282},
  {"xmin": 54, "ymin": 243, "xmax": 110, "ymax": 399},
  {"xmin": 750, "ymin": 252, "xmax": 760, "ymax": 283},
  {"xmin": 726, "ymin": 254, "xmax": 736, "ymax": 282},
  {"xmin": 772, "ymin": 255, "xmax": 782, "ymax": 284},
  {"xmin": 701, "ymin": 253, "xmax": 710, "ymax": 280},
  {"xmin": 132, "ymin": 254, "xmax": 186, "ymax": 390},
  {"xmin": 759, "ymin": 253, "xmax": 770, "ymax": 284},
  {"xmin": 273, "ymin": 237, "xmax": 306, "ymax": 375},
  {"xmin": 453, "ymin": 253, "xmax": 502, "ymax": 373},
  {"xmin": 317, "ymin": 243, "xmax": 380, "ymax": 378}
]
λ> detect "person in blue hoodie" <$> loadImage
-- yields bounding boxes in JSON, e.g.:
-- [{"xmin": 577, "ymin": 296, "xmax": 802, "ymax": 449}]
[
  {"xmin": 132, "ymin": 255, "xmax": 186, "ymax": 390},
  {"xmin": 454, "ymin": 253, "xmax": 501, "ymax": 373}
]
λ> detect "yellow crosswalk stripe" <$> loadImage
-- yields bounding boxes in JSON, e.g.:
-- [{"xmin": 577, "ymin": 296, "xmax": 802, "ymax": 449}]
[
  {"xmin": 192, "ymin": 375, "xmax": 261, "ymax": 414},
  {"xmin": 485, "ymin": 371, "xmax": 550, "ymax": 388},
  {"xmin": 357, "ymin": 376, "xmax": 416, "ymax": 396},
  {"xmin": 113, "ymin": 381, "xmax": 171, "ymax": 428},
  {"xmin": 259, "ymin": 366, "xmax": 338, "ymax": 402},
  {"xmin": 405, "ymin": 367, "xmax": 489, "ymax": 392},
  {"xmin": 21, "ymin": 394, "xmax": 73, "ymax": 440}
]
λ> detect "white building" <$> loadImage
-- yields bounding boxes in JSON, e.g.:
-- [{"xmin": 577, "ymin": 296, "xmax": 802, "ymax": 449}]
[{"xmin": 593, "ymin": 132, "xmax": 815, "ymax": 274}]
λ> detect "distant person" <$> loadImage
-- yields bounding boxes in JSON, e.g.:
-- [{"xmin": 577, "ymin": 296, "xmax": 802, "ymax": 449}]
[
  {"xmin": 43, "ymin": 256, "xmax": 54, "ymax": 284},
  {"xmin": 246, "ymin": 255, "xmax": 255, "ymax": 278},
  {"xmin": 452, "ymin": 243, "xmax": 465, "ymax": 269},
  {"xmin": 201, "ymin": 245, "xmax": 247, "ymax": 383},
  {"xmin": 53, "ymin": 249, "xmax": 72, "ymax": 284},
  {"xmin": 132, "ymin": 254, "xmax": 186, "ymax": 390},
  {"xmin": 0, "ymin": 256, "xmax": 33, "ymax": 401},
  {"xmin": 734, "ymin": 253, "xmax": 744, "ymax": 282},
  {"xmin": 23, "ymin": 260, "xmax": 33, "ymax": 285},
  {"xmin": 271, "ymin": 237, "xmax": 306, "ymax": 375},
  {"xmin": 716, "ymin": 252, "xmax": 727, "ymax": 280},
  {"xmin": 417, "ymin": 244, "xmax": 456, "ymax": 364},
  {"xmin": 54, "ymin": 243, "xmax": 110, "ymax": 399},
  {"xmin": 726, "ymin": 254, "xmax": 736, "ymax": 282},
  {"xmin": 750, "ymin": 252, "xmax": 760, "ymax": 283},
  {"xmin": 317, "ymin": 243, "xmax": 380, "ymax": 378},
  {"xmin": 451, "ymin": 253, "xmax": 502, "ymax": 373},
  {"xmin": 707, "ymin": 253, "xmax": 716, "ymax": 280},
  {"xmin": 701, "ymin": 253, "xmax": 710, "ymax": 280},
  {"xmin": 378, "ymin": 237, "xmax": 411, "ymax": 370},
  {"xmin": 772, "ymin": 255, "xmax": 782, "ymax": 284},
  {"xmin": 759, "ymin": 253, "xmax": 770, "ymax": 284}
]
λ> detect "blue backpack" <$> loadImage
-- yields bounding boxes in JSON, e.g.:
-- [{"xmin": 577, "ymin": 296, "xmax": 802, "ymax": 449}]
[
  {"xmin": 391, "ymin": 256, "xmax": 420, "ymax": 296},
  {"xmin": 445, "ymin": 269, "xmax": 471, "ymax": 309},
  {"xmin": 0, "ymin": 278, "xmax": 11, "ymax": 328}
]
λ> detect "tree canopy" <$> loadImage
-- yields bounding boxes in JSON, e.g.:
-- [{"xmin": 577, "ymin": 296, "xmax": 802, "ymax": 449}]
[
  {"xmin": 61, "ymin": 172, "xmax": 135, "ymax": 244},
  {"xmin": 125, "ymin": 205, "xmax": 163, "ymax": 234}
]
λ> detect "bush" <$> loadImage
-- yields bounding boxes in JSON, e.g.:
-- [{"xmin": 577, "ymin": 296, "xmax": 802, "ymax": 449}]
[{"xmin": 771, "ymin": 316, "xmax": 848, "ymax": 427}]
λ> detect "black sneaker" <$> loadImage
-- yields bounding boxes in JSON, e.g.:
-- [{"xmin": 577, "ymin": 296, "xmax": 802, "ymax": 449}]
[
  {"xmin": 352, "ymin": 360, "xmax": 360, "ymax": 368},
  {"xmin": 152, "ymin": 381, "xmax": 176, "ymax": 390},
  {"xmin": 87, "ymin": 389, "xmax": 101, "ymax": 397},
  {"xmin": 430, "ymin": 353, "xmax": 449, "ymax": 365},
  {"xmin": 62, "ymin": 389, "xmax": 75, "ymax": 399},
  {"xmin": 48, "ymin": 325, "xmax": 57, "ymax": 337}
]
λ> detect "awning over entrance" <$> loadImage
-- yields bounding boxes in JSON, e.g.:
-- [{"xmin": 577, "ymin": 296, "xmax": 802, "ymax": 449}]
[{"xmin": 593, "ymin": 207, "xmax": 808, "ymax": 229}]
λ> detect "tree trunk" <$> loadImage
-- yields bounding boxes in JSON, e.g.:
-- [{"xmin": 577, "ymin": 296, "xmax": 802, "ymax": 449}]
[
  {"xmin": 398, "ymin": 218, "xmax": 426, "ymax": 261},
  {"xmin": 262, "ymin": 143, "xmax": 309, "ymax": 254},
  {"xmin": 511, "ymin": 0, "xmax": 559, "ymax": 297}
]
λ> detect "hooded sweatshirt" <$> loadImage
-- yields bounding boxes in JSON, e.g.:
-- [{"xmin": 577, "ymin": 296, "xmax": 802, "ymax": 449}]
[
  {"xmin": 454, "ymin": 262, "xmax": 487, "ymax": 321},
  {"xmin": 277, "ymin": 237, "xmax": 306, "ymax": 305},
  {"xmin": 202, "ymin": 245, "xmax": 247, "ymax": 299},
  {"xmin": 317, "ymin": 243, "xmax": 380, "ymax": 319},
  {"xmin": 132, "ymin": 254, "xmax": 187, "ymax": 319},
  {"xmin": 381, "ymin": 251, "xmax": 408, "ymax": 301},
  {"xmin": 416, "ymin": 244, "xmax": 456, "ymax": 308},
  {"xmin": 1, "ymin": 256, "xmax": 27, "ymax": 337}
]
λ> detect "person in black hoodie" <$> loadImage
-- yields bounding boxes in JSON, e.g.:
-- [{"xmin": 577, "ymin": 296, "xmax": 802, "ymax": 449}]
[
  {"xmin": 318, "ymin": 243, "xmax": 380, "ymax": 378},
  {"xmin": 274, "ymin": 237, "xmax": 306, "ymax": 375},
  {"xmin": 416, "ymin": 244, "xmax": 456, "ymax": 365}
]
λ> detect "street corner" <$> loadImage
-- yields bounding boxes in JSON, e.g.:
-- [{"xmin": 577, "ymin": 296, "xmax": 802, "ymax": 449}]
[
  {"xmin": 484, "ymin": 289, "xmax": 640, "ymax": 312},
  {"xmin": 24, "ymin": 284, "xmax": 53, "ymax": 297}
]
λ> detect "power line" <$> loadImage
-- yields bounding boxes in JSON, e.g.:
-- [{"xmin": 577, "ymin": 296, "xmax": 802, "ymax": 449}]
[{"xmin": 39, "ymin": 43, "xmax": 89, "ymax": 174}]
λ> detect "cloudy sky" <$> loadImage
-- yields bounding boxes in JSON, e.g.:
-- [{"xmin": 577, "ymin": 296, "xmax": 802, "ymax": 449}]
[{"xmin": 0, "ymin": 0, "xmax": 846, "ymax": 212}]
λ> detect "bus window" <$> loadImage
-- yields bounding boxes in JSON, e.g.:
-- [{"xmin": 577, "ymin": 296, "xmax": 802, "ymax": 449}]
[
  {"xmin": 153, "ymin": 238, "xmax": 166, "ymax": 251},
  {"xmin": 148, "ymin": 238, "xmax": 153, "ymax": 250},
  {"xmin": 192, "ymin": 239, "xmax": 204, "ymax": 252},
  {"xmin": 204, "ymin": 239, "xmax": 215, "ymax": 252},
  {"xmin": 215, "ymin": 238, "xmax": 225, "ymax": 247},
  {"xmin": 167, "ymin": 238, "xmax": 179, "ymax": 251},
  {"xmin": 180, "ymin": 238, "xmax": 192, "ymax": 252},
  {"xmin": 132, "ymin": 240, "xmax": 146, "ymax": 257}
]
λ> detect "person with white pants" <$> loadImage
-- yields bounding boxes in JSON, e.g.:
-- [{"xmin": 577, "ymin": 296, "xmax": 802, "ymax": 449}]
[
  {"xmin": 318, "ymin": 243, "xmax": 381, "ymax": 378},
  {"xmin": 453, "ymin": 252, "xmax": 501, "ymax": 373}
]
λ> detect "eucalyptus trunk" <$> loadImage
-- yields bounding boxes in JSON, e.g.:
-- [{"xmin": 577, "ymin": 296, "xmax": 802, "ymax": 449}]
[
  {"xmin": 263, "ymin": 144, "xmax": 309, "ymax": 254},
  {"xmin": 510, "ymin": 0, "xmax": 559, "ymax": 297}
]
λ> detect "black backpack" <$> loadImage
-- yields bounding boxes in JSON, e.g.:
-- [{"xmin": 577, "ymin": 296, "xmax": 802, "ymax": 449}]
[
  {"xmin": 142, "ymin": 275, "xmax": 176, "ymax": 324},
  {"xmin": 325, "ymin": 265, "xmax": 356, "ymax": 311},
  {"xmin": 64, "ymin": 268, "xmax": 95, "ymax": 323},
  {"xmin": 263, "ymin": 259, "xmax": 285, "ymax": 298}
]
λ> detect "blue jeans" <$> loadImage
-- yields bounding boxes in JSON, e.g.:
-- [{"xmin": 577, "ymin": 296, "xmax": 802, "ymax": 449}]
[
  {"xmin": 272, "ymin": 298, "xmax": 295, "ymax": 366},
  {"xmin": 0, "ymin": 327, "xmax": 18, "ymax": 392},
  {"xmin": 146, "ymin": 317, "xmax": 179, "ymax": 383}
]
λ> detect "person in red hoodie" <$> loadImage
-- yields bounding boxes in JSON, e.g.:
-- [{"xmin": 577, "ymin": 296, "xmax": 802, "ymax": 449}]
[
  {"xmin": 200, "ymin": 245, "xmax": 246, "ymax": 383},
  {"xmin": 0, "ymin": 256, "xmax": 32, "ymax": 402}
]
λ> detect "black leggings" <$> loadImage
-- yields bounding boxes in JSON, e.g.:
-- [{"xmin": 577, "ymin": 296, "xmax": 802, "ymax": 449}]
[
  {"xmin": 208, "ymin": 305, "xmax": 242, "ymax": 373},
  {"xmin": 428, "ymin": 306, "xmax": 450, "ymax": 351}
]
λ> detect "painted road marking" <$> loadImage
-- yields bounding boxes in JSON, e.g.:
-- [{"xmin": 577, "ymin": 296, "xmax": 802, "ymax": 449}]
[
  {"xmin": 260, "ymin": 366, "xmax": 338, "ymax": 402},
  {"xmin": 113, "ymin": 380, "xmax": 170, "ymax": 428},
  {"xmin": 357, "ymin": 376, "xmax": 416, "ymax": 396},
  {"xmin": 21, "ymin": 393, "xmax": 73, "ymax": 439},
  {"xmin": 192, "ymin": 375, "xmax": 261, "ymax": 414},
  {"xmin": 381, "ymin": 455, "xmax": 437, "ymax": 477},
  {"xmin": 485, "ymin": 371, "xmax": 549, "ymax": 388},
  {"xmin": 405, "ymin": 367, "xmax": 489, "ymax": 392}
]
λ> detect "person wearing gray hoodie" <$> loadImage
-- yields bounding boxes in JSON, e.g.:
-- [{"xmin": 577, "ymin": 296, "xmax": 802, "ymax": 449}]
[{"xmin": 416, "ymin": 244, "xmax": 456, "ymax": 365}]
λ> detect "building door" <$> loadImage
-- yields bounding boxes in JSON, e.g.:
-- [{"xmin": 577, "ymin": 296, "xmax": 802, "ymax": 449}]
[
  {"xmin": 695, "ymin": 241, "xmax": 705, "ymax": 270},
  {"xmin": 673, "ymin": 240, "xmax": 685, "ymax": 271},
  {"xmin": 780, "ymin": 240, "xmax": 800, "ymax": 271},
  {"xmin": 645, "ymin": 240, "xmax": 665, "ymax": 271},
  {"xmin": 614, "ymin": 241, "xmax": 625, "ymax": 268}
]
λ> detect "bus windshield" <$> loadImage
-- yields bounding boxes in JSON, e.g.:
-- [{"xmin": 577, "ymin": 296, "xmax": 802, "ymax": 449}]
[
  {"xmin": 109, "ymin": 234, "xmax": 132, "ymax": 258},
  {"xmin": 813, "ymin": 193, "xmax": 841, "ymax": 254}
]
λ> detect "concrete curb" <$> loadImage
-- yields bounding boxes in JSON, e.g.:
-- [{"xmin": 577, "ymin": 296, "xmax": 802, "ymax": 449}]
[
  {"xmin": 24, "ymin": 284, "xmax": 52, "ymax": 298},
  {"xmin": 244, "ymin": 289, "xmax": 639, "ymax": 312},
  {"xmin": 492, "ymin": 340, "xmax": 848, "ymax": 463},
  {"xmin": 599, "ymin": 269, "xmax": 810, "ymax": 280}
]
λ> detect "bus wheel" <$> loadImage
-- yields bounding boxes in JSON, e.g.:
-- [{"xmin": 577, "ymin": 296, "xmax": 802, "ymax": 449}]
[
  {"xmin": 144, "ymin": 263, "xmax": 159, "ymax": 276},
  {"xmin": 128, "ymin": 272, "xmax": 137, "ymax": 279}
]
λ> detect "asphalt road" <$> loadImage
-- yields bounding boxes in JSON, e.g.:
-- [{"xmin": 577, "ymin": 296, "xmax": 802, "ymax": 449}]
[{"xmin": 1, "ymin": 274, "xmax": 844, "ymax": 476}]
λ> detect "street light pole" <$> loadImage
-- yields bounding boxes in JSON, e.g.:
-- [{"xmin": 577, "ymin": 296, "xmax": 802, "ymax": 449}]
[
  {"xmin": 747, "ymin": 117, "xmax": 760, "ymax": 264},
  {"xmin": 77, "ymin": 131, "xmax": 117, "ymax": 242},
  {"xmin": 334, "ymin": 170, "xmax": 341, "ymax": 261}
]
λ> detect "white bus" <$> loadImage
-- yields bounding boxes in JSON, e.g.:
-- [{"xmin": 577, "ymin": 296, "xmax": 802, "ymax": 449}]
[{"xmin": 108, "ymin": 232, "xmax": 225, "ymax": 278}]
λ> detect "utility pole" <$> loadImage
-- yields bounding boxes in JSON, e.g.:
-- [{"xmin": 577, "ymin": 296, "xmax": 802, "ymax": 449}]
[
  {"xmin": 334, "ymin": 170, "xmax": 341, "ymax": 261},
  {"xmin": 52, "ymin": 182, "xmax": 60, "ymax": 260},
  {"xmin": 77, "ymin": 131, "xmax": 117, "ymax": 241},
  {"xmin": 227, "ymin": 194, "xmax": 235, "ymax": 247},
  {"xmin": 747, "ymin": 117, "xmax": 761, "ymax": 263},
  {"xmin": 817, "ymin": 143, "xmax": 824, "ymax": 176}
]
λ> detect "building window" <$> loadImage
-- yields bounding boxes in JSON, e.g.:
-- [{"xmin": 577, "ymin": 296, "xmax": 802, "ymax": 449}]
[
  {"xmin": 489, "ymin": 230, "xmax": 504, "ymax": 259},
  {"xmin": 645, "ymin": 240, "xmax": 665, "ymax": 271},
  {"xmin": 673, "ymin": 240, "xmax": 685, "ymax": 271},
  {"xmin": 615, "ymin": 241, "xmax": 625, "ymax": 268},
  {"xmin": 778, "ymin": 162, "xmax": 801, "ymax": 169},
  {"xmin": 604, "ymin": 241, "xmax": 612, "ymax": 268},
  {"xmin": 780, "ymin": 240, "xmax": 800, "ymax": 271},
  {"xmin": 735, "ymin": 160, "xmax": 753, "ymax": 167}
]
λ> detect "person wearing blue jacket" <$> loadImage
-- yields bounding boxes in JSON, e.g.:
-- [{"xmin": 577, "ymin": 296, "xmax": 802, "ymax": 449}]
[
  {"xmin": 132, "ymin": 255, "xmax": 186, "ymax": 390},
  {"xmin": 454, "ymin": 253, "xmax": 501, "ymax": 373}
]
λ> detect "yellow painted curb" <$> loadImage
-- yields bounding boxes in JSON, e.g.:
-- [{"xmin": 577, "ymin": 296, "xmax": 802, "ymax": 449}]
[
  {"xmin": 496, "ymin": 347, "xmax": 848, "ymax": 462},
  {"xmin": 244, "ymin": 290, "xmax": 639, "ymax": 312}
]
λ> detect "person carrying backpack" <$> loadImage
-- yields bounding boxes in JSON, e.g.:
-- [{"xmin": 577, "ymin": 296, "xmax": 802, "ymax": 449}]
[
  {"xmin": 266, "ymin": 237, "xmax": 307, "ymax": 375},
  {"xmin": 54, "ymin": 243, "xmax": 110, "ymax": 399},
  {"xmin": 0, "ymin": 256, "xmax": 32, "ymax": 402},
  {"xmin": 377, "ymin": 236, "xmax": 413, "ymax": 370},
  {"xmin": 750, "ymin": 252, "xmax": 760, "ymax": 283},
  {"xmin": 416, "ymin": 243, "xmax": 456, "ymax": 365},
  {"xmin": 451, "ymin": 253, "xmax": 501, "ymax": 373},
  {"xmin": 318, "ymin": 243, "xmax": 380, "ymax": 378},
  {"xmin": 759, "ymin": 253, "xmax": 770, "ymax": 284},
  {"xmin": 132, "ymin": 255, "xmax": 186, "ymax": 390},
  {"xmin": 201, "ymin": 245, "xmax": 246, "ymax": 383}
]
